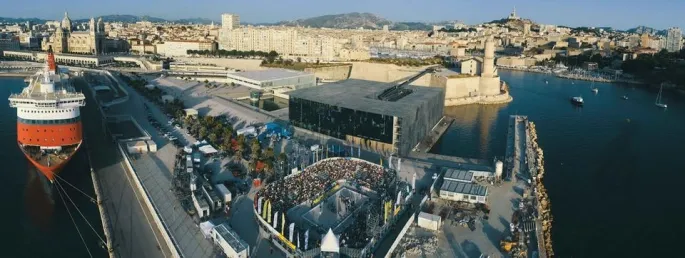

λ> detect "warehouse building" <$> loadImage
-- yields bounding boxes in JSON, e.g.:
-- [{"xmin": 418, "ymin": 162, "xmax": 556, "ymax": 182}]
[
  {"xmin": 226, "ymin": 68, "xmax": 315, "ymax": 91},
  {"xmin": 288, "ymin": 77, "xmax": 444, "ymax": 156},
  {"xmin": 439, "ymin": 180, "xmax": 488, "ymax": 204}
]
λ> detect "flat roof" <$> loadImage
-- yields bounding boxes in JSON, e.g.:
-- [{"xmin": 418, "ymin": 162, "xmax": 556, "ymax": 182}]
[
  {"xmin": 214, "ymin": 223, "xmax": 249, "ymax": 253},
  {"xmin": 440, "ymin": 180, "xmax": 487, "ymax": 197},
  {"xmin": 444, "ymin": 169, "xmax": 474, "ymax": 183},
  {"xmin": 228, "ymin": 68, "xmax": 313, "ymax": 82},
  {"xmin": 288, "ymin": 78, "xmax": 443, "ymax": 118}
]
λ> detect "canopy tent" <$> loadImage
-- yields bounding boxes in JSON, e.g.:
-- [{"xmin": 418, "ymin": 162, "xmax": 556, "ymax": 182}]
[
  {"xmin": 321, "ymin": 228, "xmax": 340, "ymax": 253},
  {"xmin": 199, "ymin": 221, "xmax": 215, "ymax": 238},
  {"xmin": 199, "ymin": 144, "xmax": 218, "ymax": 155}
]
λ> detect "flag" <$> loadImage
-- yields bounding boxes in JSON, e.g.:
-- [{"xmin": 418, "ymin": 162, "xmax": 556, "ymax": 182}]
[
  {"xmin": 297, "ymin": 232, "xmax": 300, "ymax": 250},
  {"xmin": 261, "ymin": 199, "xmax": 267, "ymax": 219},
  {"xmin": 257, "ymin": 197, "xmax": 263, "ymax": 214},
  {"xmin": 304, "ymin": 229, "xmax": 309, "ymax": 250},
  {"xmin": 289, "ymin": 223, "xmax": 295, "ymax": 242},
  {"xmin": 267, "ymin": 201, "xmax": 272, "ymax": 223},
  {"xmin": 273, "ymin": 211, "xmax": 279, "ymax": 229},
  {"xmin": 281, "ymin": 213, "xmax": 285, "ymax": 235}
]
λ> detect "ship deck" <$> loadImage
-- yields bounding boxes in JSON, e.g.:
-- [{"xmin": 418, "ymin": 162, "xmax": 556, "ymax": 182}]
[
  {"xmin": 9, "ymin": 73, "xmax": 85, "ymax": 101},
  {"xmin": 22, "ymin": 144, "xmax": 78, "ymax": 168}
]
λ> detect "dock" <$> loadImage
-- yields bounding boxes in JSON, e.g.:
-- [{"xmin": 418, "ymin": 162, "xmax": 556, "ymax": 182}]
[
  {"xmin": 506, "ymin": 115, "xmax": 554, "ymax": 258},
  {"xmin": 412, "ymin": 116, "xmax": 454, "ymax": 153}
]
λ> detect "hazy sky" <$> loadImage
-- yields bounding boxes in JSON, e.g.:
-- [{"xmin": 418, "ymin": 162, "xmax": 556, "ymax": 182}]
[{"xmin": 2, "ymin": 0, "xmax": 683, "ymax": 30}]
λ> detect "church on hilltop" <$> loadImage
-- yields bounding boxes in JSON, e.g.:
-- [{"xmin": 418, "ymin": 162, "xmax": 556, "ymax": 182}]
[{"xmin": 41, "ymin": 12, "xmax": 106, "ymax": 55}]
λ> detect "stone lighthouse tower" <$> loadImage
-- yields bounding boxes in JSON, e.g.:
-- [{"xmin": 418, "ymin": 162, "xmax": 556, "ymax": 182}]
[
  {"xmin": 482, "ymin": 36, "xmax": 497, "ymax": 78},
  {"xmin": 479, "ymin": 36, "xmax": 501, "ymax": 96}
]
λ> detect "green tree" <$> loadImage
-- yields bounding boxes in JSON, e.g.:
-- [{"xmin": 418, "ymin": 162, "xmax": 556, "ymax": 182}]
[
  {"xmin": 250, "ymin": 139, "xmax": 261, "ymax": 160},
  {"xmin": 208, "ymin": 133, "xmax": 218, "ymax": 144},
  {"xmin": 263, "ymin": 147, "xmax": 275, "ymax": 161},
  {"xmin": 198, "ymin": 127, "xmax": 208, "ymax": 139}
]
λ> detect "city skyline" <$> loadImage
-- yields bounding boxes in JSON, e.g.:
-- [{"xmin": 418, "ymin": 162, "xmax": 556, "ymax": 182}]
[{"xmin": 1, "ymin": 0, "xmax": 684, "ymax": 30}]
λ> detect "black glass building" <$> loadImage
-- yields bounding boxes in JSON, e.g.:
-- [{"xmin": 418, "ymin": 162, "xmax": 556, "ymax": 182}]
[{"xmin": 288, "ymin": 79, "xmax": 444, "ymax": 156}]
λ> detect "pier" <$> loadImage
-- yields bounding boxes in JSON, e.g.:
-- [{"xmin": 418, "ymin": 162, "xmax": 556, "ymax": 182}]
[
  {"xmin": 412, "ymin": 116, "xmax": 454, "ymax": 153},
  {"xmin": 506, "ymin": 115, "xmax": 554, "ymax": 258}
]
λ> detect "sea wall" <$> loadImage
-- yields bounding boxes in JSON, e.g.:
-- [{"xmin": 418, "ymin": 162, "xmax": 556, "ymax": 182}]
[
  {"xmin": 529, "ymin": 121, "xmax": 554, "ymax": 257},
  {"xmin": 444, "ymin": 93, "xmax": 512, "ymax": 106},
  {"xmin": 303, "ymin": 64, "xmax": 352, "ymax": 82},
  {"xmin": 348, "ymin": 62, "xmax": 432, "ymax": 86},
  {"xmin": 173, "ymin": 57, "xmax": 264, "ymax": 71}
]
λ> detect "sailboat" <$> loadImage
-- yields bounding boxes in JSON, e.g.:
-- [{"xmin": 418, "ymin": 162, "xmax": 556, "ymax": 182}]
[
  {"xmin": 590, "ymin": 81, "xmax": 598, "ymax": 93},
  {"xmin": 655, "ymin": 83, "xmax": 667, "ymax": 108}
]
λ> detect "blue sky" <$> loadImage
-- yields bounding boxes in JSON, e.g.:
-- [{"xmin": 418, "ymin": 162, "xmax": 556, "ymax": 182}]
[{"xmin": 2, "ymin": 0, "xmax": 683, "ymax": 30}]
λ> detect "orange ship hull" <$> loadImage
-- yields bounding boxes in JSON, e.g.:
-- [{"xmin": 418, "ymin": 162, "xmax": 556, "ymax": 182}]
[
  {"xmin": 17, "ymin": 121, "xmax": 83, "ymax": 182},
  {"xmin": 19, "ymin": 146, "xmax": 79, "ymax": 181}
]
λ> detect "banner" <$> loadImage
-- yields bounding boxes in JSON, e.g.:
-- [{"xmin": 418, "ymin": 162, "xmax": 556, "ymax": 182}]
[
  {"xmin": 394, "ymin": 204, "xmax": 401, "ymax": 216},
  {"xmin": 281, "ymin": 213, "xmax": 285, "ymax": 235},
  {"xmin": 297, "ymin": 232, "xmax": 300, "ymax": 250},
  {"xmin": 396, "ymin": 191, "xmax": 402, "ymax": 206},
  {"xmin": 304, "ymin": 229, "xmax": 309, "ymax": 250},
  {"xmin": 267, "ymin": 201, "xmax": 272, "ymax": 224},
  {"xmin": 289, "ymin": 223, "xmax": 295, "ymax": 242},
  {"xmin": 384, "ymin": 201, "xmax": 391, "ymax": 223},
  {"xmin": 261, "ymin": 199, "xmax": 267, "ymax": 219},
  {"xmin": 257, "ymin": 197, "xmax": 263, "ymax": 214},
  {"xmin": 273, "ymin": 211, "xmax": 279, "ymax": 229}
]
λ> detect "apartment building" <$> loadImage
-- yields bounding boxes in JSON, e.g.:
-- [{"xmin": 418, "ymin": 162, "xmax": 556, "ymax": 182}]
[{"xmin": 157, "ymin": 40, "xmax": 217, "ymax": 57}]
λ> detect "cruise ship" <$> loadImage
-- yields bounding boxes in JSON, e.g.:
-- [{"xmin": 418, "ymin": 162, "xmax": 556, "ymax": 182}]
[{"xmin": 8, "ymin": 46, "xmax": 86, "ymax": 182}]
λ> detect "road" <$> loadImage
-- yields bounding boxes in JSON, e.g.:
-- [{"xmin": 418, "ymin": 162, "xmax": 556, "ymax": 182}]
[{"xmin": 77, "ymin": 77, "xmax": 172, "ymax": 258}]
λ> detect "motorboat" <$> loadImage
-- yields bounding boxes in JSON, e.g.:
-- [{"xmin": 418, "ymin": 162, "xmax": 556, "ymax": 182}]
[
  {"xmin": 622, "ymin": 95, "xmax": 628, "ymax": 100},
  {"xmin": 591, "ymin": 88, "xmax": 599, "ymax": 93},
  {"xmin": 571, "ymin": 96, "xmax": 584, "ymax": 105}
]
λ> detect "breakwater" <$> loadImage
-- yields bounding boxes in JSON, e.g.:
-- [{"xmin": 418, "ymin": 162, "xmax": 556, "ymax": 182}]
[{"xmin": 528, "ymin": 121, "xmax": 554, "ymax": 257}]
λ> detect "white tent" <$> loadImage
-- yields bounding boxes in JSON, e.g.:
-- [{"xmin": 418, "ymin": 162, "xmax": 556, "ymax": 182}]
[
  {"xmin": 199, "ymin": 221, "xmax": 215, "ymax": 238},
  {"xmin": 321, "ymin": 228, "xmax": 340, "ymax": 253},
  {"xmin": 199, "ymin": 145, "xmax": 218, "ymax": 155}
]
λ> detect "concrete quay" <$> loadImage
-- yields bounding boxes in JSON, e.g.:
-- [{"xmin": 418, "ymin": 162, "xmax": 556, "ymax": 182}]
[
  {"xmin": 77, "ymin": 76, "xmax": 172, "ymax": 258},
  {"xmin": 412, "ymin": 116, "xmax": 453, "ymax": 153},
  {"xmin": 106, "ymin": 78, "xmax": 216, "ymax": 258}
]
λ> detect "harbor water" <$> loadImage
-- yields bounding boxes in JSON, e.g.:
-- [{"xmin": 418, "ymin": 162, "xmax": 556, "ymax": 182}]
[
  {"xmin": 433, "ymin": 70, "xmax": 685, "ymax": 257},
  {"xmin": 0, "ymin": 77, "xmax": 106, "ymax": 258}
]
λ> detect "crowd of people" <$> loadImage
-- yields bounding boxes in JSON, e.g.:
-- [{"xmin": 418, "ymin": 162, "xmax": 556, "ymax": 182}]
[{"xmin": 259, "ymin": 158, "xmax": 391, "ymax": 213}]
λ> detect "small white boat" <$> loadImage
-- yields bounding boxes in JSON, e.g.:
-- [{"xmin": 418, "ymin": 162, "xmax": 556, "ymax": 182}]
[
  {"xmin": 655, "ymin": 83, "xmax": 667, "ymax": 108},
  {"xmin": 591, "ymin": 88, "xmax": 598, "ymax": 93},
  {"xmin": 571, "ymin": 96, "xmax": 584, "ymax": 105},
  {"xmin": 622, "ymin": 95, "xmax": 628, "ymax": 100}
]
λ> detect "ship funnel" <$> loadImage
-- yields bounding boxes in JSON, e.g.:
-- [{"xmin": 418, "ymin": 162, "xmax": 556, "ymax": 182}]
[{"xmin": 46, "ymin": 46, "xmax": 57, "ymax": 74}]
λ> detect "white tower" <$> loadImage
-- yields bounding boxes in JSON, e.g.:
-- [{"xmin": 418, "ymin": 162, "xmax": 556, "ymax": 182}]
[{"xmin": 482, "ymin": 36, "xmax": 496, "ymax": 78}]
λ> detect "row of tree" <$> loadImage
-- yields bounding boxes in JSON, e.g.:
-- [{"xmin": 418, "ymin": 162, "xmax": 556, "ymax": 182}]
[
  {"xmin": 621, "ymin": 49, "xmax": 685, "ymax": 88},
  {"xmin": 186, "ymin": 49, "xmax": 278, "ymax": 59}
]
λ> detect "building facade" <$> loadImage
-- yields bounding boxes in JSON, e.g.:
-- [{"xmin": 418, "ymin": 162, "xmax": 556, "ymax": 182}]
[
  {"xmin": 41, "ymin": 12, "xmax": 106, "ymax": 55},
  {"xmin": 666, "ymin": 27, "xmax": 682, "ymax": 52},
  {"xmin": 221, "ymin": 14, "xmax": 240, "ymax": 30},
  {"xmin": 157, "ymin": 40, "xmax": 217, "ymax": 57},
  {"xmin": 288, "ymin": 79, "xmax": 444, "ymax": 156}
]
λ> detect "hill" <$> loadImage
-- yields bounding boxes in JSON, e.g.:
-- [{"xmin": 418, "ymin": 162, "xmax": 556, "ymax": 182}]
[
  {"xmin": 276, "ymin": 12, "xmax": 391, "ymax": 29},
  {"xmin": 626, "ymin": 26, "xmax": 667, "ymax": 36}
]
